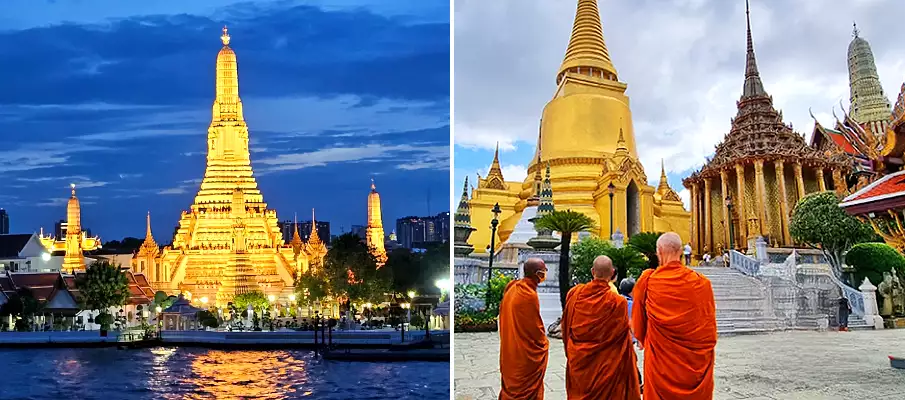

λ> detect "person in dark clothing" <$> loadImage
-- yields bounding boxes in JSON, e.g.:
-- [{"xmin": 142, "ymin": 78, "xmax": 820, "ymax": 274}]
[
  {"xmin": 619, "ymin": 277, "xmax": 642, "ymax": 394},
  {"xmin": 838, "ymin": 297, "xmax": 851, "ymax": 332}
]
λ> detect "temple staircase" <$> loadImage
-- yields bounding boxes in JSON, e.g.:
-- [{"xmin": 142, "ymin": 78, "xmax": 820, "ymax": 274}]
[{"xmin": 694, "ymin": 266, "xmax": 783, "ymax": 334}]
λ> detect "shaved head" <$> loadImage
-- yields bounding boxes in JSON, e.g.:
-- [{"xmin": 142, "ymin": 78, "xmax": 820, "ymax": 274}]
[
  {"xmin": 592, "ymin": 255, "xmax": 614, "ymax": 281},
  {"xmin": 657, "ymin": 232, "xmax": 684, "ymax": 265},
  {"xmin": 524, "ymin": 258, "xmax": 547, "ymax": 281}
]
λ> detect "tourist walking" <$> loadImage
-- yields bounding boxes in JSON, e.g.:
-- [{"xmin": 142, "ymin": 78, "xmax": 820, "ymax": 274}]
[
  {"xmin": 838, "ymin": 297, "xmax": 851, "ymax": 332},
  {"xmin": 561, "ymin": 256, "xmax": 641, "ymax": 400},
  {"xmin": 498, "ymin": 258, "xmax": 549, "ymax": 399},
  {"xmin": 684, "ymin": 242, "xmax": 692, "ymax": 265},
  {"xmin": 632, "ymin": 232, "xmax": 718, "ymax": 400}
]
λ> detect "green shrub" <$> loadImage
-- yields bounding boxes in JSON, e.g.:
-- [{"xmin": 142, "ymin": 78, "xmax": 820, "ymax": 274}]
[
  {"xmin": 845, "ymin": 242, "xmax": 905, "ymax": 286},
  {"xmin": 485, "ymin": 273, "xmax": 513, "ymax": 314},
  {"xmin": 571, "ymin": 238, "xmax": 646, "ymax": 283},
  {"xmin": 628, "ymin": 232, "xmax": 662, "ymax": 270}
]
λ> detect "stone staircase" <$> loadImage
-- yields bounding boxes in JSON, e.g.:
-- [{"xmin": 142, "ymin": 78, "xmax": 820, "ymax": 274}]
[{"xmin": 694, "ymin": 266, "xmax": 783, "ymax": 334}]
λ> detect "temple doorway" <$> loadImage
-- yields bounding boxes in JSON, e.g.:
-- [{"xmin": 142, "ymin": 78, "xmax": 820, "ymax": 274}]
[{"xmin": 626, "ymin": 180, "xmax": 640, "ymax": 236}]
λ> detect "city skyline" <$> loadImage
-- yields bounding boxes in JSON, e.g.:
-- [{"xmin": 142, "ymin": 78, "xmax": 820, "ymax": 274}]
[{"xmin": 0, "ymin": 0, "xmax": 450, "ymax": 240}]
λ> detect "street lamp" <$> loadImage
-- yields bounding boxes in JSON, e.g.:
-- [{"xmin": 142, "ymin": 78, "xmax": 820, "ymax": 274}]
[
  {"xmin": 41, "ymin": 253, "xmax": 50, "ymax": 262},
  {"xmin": 486, "ymin": 203, "xmax": 502, "ymax": 290},
  {"xmin": 725, "ymin": 194, "xmax": 735, "ymax": 251},
  {"xmin": 289, "ymin": 294, "xmax": 296, "ymax": 302},
  {"xmin": 607, "ymin": 182, "xmax": 616, "ymax": 237},
  {"xmin": 200, "ymin": 297, "xmax": 209, "ymax": 306},
  {"xmin": 407, "ymin": 290, "xmax": 416, "ymax": 299},
  {"xmin": 268, "ymin": 294, "xmax": 276, "ymax": 303},
  {"xmin": 435, "ymin": 278, "xmax": 449, "ymax": 294}
]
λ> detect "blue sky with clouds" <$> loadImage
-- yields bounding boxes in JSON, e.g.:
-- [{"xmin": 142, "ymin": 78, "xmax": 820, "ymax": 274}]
[{"xmin": 0, "ymin": 0, "xmax": 450, "ymax": 241}]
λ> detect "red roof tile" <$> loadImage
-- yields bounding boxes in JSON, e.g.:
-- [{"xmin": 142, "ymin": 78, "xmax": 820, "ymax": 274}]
[
  {"xmin": 9, "ymin": 273, "xmax": 60, "ymax": 290},
  {"xmin": 851, "ymin": 176, "xmax": 905, "ymax": 202},
  {"xmin": 825, "ymin": 131, "xmax": 858, "ymax": 155}
]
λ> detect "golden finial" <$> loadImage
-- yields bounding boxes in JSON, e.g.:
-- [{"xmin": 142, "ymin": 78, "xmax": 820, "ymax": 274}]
[
  {"xmin": 70, "ymin": 183, "xmax": 76, "ymax": 197},
  {"xmin": 371, "ymin": 178, "xmax": 376, "ymax": 191},
  {"xmin": 853, "ymin": 21, "xmax": 859, "ymax": 38},
  {"xmin": 221, "ymin": 25, "xmax": 231, "ymax": 46}
]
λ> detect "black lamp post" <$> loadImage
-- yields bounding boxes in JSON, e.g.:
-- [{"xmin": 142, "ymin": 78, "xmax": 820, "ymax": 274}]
[
  {"xmin": 607, "ymin": 182, "xmax": 616, "ymax": 237},
  {"xmin": 486, "ymin": 203, "xmax": 502, "ymax": 295},
  {"xmin": 725, "ymin": 195, "xmax": 735, "ymax": 251}
]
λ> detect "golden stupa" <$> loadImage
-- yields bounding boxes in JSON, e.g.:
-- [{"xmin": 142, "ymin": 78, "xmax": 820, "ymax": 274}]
[
  {"xmin": 468, "ymin": 0, "xmax": 690, "ymax": 252},
  {"xmin": 131, "ymin": 27, "xmax": 305, "ymax": 306}
]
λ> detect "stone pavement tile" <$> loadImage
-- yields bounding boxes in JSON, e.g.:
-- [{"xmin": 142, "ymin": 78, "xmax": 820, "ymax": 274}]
[{"xmin": 455, "ymin": 329, "xmax": 905, "ymax": 399}]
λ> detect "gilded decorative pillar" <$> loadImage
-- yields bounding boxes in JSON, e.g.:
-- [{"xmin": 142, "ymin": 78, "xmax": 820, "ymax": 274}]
[
  {"xmin": 691, "ymin": 182, "xmax": 700, "ymax": 255},
  {"xmin": 754, "ymin": 160, "xmax": 767, "ymax": 236},
  {"xmin": 793, "ymin": 162, "xmax": 805, "ymax": 200},
  {"xmin": 704, "ymin": 177, "xmax": 712, "ymax": 253},
  {"xmin": 832, "ymin": 168, "xmax": 846, "ymax": 195},
  {"xmin": 774, "ymin": 160, "xmax": 792, "ymax": 246},
  {"xmin": 816, "ymin": 168, "xmax": 827, "ymax": 192},
  {"xmin": 735, "ymin": 163, "xmax": 747, "ymax": 242},
  {"xmin": 720, "ymin": 170, "xmax": 731, "ymax": 248}
]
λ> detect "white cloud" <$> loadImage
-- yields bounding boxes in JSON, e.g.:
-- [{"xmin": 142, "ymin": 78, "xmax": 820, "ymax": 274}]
[
  {"xmin": 499, "ymin": 164, "xmax": 528, "ymax": 183},
  {"xmin": 454, "ymin": 0, "xmax": 905, "ymax": 177},
  {"xmin": 256, "ymin": 143, "xmax": 449, "ymax": 173},
  {"xmin": 678, "ymin": 188, "xmax": 691, "ymax": 210}
]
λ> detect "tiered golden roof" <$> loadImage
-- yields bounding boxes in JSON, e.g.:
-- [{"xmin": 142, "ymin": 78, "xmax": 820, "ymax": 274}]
[
  {"xmin": 136, "ymin": 211, "xmax": 159, "ymax": 258},
  {"xmin": 557, "ymin": 0, "xmax": 617, "ymax": 84},
  {"xmin": 305, "ymin": 209, "xmax": 328, "ymax": 269}
]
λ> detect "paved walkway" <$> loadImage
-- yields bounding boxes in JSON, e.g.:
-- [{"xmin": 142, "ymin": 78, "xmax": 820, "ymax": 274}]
[{"xmin": 454, "ymin": 330, "xmax": 905, "ymax": 399}]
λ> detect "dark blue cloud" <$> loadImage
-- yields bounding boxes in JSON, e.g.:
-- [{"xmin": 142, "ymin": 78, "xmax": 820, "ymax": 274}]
[{"xmin": 0, "ymin": 1, "xmax": 450, "ymax": 240}]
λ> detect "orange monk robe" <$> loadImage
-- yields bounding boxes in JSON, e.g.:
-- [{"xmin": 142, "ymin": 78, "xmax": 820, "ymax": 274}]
[
  {"xmin": 632, "ymin": 260, "xmax": 718, "ymax": 400},
  {"xmin": 562, "ymin": 279, "xmax": 641, "ymax": 400},
  {"xmin": 499, "ymin": 279, "xmax": 548, "ymax": 400}
]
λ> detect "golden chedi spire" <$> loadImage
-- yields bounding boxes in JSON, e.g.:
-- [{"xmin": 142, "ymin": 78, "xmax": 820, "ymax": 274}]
[
  {"xmin": 305, "ymin": 208, "xmax": 328, "ymax": 270},
  {"xmin": 290, "ymin": 212, "xmax": 304, "ymax": 255},
  {"xmin": 557, "ymin": 0, "xmax": 618, "ymax": 84},
  {"xmin": 62, "ymin": 184, "xmax": 85, "ymax": 274},
  {"xmin": 741, "ymin": 0, "xmax": 766, "ymax": 99},
  {"xmin": 366, "ymin": 179, "xmax": 387, "ymax": 266},
  {"xmin": 656, "ymin": 159, "xmax": 682, "ymax": 202},
  {"xmin": 480, "ymin": 142, "xmax": 507, "ymax": 190},
  {"xmin": 137, "ymin": 211, "xmax": 160, "ymax": 257}
]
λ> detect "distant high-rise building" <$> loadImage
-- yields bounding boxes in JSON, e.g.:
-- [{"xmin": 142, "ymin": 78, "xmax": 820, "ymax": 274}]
[
  {"xmin": 350, "ymin": 225, "xmax": 367, "ymax": 240},
  {"xmin": 279, "ymin": 219, "xmax": 330, "ymax": 245},
  {"xmin": 395, "ymin": 212, "xmax": 450, "ymax": 249},
  {"xmin": 0, "ymin": 209, "xmax": 8, "ymax": 234},
  {"xmin": 54, "ymin": 219, "xmax": 66, "ymax": 239}
]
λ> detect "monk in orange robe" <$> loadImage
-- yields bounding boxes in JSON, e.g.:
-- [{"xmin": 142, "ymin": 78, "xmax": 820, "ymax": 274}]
[
  {"xmin": 562, "ymin": 255, "xmax": 641, "ymax": 400},
  {"xmin": 632, "ymin": 232, "xmax": 718, "ymax": 400},
  {"xmin": 498, "ymin": 258, "xmax": 549, "ymax": 400}
]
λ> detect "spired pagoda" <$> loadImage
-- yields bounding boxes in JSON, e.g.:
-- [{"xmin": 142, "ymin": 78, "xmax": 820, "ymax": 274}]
[
  {"xmin": 38, "ymin": 184, "xmax": 102, "ymax": 273},
  {"xmin": 130, "ymin": 27, "xmax": 305, "ymax": 307},
  {"xmin": 366, "ymin": 180, "xmax": 387, "ymax": 266},
  {"xmin": 682, "ymin": 2, "xmax": 850, "ymax": 257},
  {"xmin": 467, "ymin": 0, "xmax": 689, "ymax": 254},
  {"xmin": 810, "ymin": 23, "xmax": 905, "ymax": 193}
]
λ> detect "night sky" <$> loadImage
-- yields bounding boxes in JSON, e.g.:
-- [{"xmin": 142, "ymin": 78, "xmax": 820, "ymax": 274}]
[{"xmin": 0, "ymin": 0, "xmax": 450, "ymax": 242}]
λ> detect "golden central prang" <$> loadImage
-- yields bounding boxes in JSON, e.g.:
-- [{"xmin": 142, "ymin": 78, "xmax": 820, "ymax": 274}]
[{"xmin": 132, "ymin": 27, "xmax": 306, "ymax": 307}]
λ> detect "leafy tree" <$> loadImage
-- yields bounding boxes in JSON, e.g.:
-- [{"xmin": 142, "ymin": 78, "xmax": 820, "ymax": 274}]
[
  {"xmin": 196, "ymin": 310, "xmax": 219, "ymax": 329},
  {"xmin": 152, "ymin": 291, "xmax": 175, "ymax": 311},
  {"xmin": 384, "ymin": 248, "xmax": 421, "ymax": 294},
  {"xmin": 845, "ymin": 242, "xmax": 905, "ymax": 286},
  {"xmin": 295, "ymin": 269, "xmax": 331, "ymax": 305},
  {"xmin": 789, "ymin": 192, "xmax": 879, "ymax": 277},
  {"xmin": 324, "ymin": 233, "xmax": 387, "ymax": 305},
  {"xmin": 628, "ymin": 231, "xmax": 663, "ymax": 270},
  {"xmin": 233, "ymin": 291, "xmax": 269, "ymax": 313},
  {"xmin": 76, "ymin": 260, "xmax": 129, "ymax": 331},
  {"xmin": 420, "ymin": 242, "xmax": 450, "ymax": 295},
  {"xmin": 571, "ymin": 237, "xmax": 613, "ymax": 284},
  {"xmin": 534, "ymin": 210, "xmax": 596, "ymax": 309}
]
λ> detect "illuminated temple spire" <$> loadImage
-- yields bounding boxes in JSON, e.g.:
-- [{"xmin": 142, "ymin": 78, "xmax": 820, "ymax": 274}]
[
  {"xmin": 190, "ymin": 26, "xmax": 262, "ymax": 209},
  {"xmin": 557, "ymin": 0, "xmax": 618, "ymax": 84},
  {"xmin": 62, "ymin": 184, "xmax": 84, "ymax": 274},
  {"xmin": 305, "ymin": 208, "xmax": 327, "ymax": 270},
  {"xmin": 290, "ymin": 212, "xmax": 303, "ymax": 255},
  {"xmin": 741, "ymin": 0, "xmax": 766, "ymax": 99},
  {"xmin": 137, "ymin": 211, "xmax": 159, "ymax": 257},
  {"xmin": 366, "ymin": 179, "xmax": 387, "ymax": 266}
]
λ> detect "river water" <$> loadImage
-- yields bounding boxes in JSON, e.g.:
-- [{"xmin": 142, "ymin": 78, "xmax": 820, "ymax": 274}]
[{"xmin": 0, "ymin": 347, "xmax": 450, "ymax": 399}]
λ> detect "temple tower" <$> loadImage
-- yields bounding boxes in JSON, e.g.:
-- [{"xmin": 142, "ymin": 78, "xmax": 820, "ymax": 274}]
[
  {"xmin": 139, "ymin": 27, "xmax": 300, "ymax": 306},
  {"xmin": 683, "ymin": 0, "xmax": 849, "ymax": 256},
  {"xmin": 848, "ymin": 23, "xmax": 891, "ymax": 137},
  {"xmin": 366, "ymin": 180, "xmax": 387, "ymax": 265},
  {"xmin": 467, "ymin": 0, "xmax": 689, "ymax": 253},
  {"xmin": 62, "ymin": 184, "xmax": 84, "ymax": 274},
  {"xmin": 305, "ymin": 208, "xmax": 328, "ymax": 271},
  {"xmin": 135, "ymin": 212, "xmax": 160, "ymax": 280}
]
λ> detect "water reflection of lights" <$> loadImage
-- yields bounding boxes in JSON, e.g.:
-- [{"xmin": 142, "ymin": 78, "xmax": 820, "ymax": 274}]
[{"xmin": 187, "ymin": 350, "xmax": 309, "ymax": 399}]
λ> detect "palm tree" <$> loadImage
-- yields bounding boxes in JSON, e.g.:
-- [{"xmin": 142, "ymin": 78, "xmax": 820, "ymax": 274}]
[
  {"xmin": 628, "ymin": 231, "xmax": 663, "ymax": 270},
  {"xmin": 534, "ymin": 210, "xmax": 596, "ymax": 309}
]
